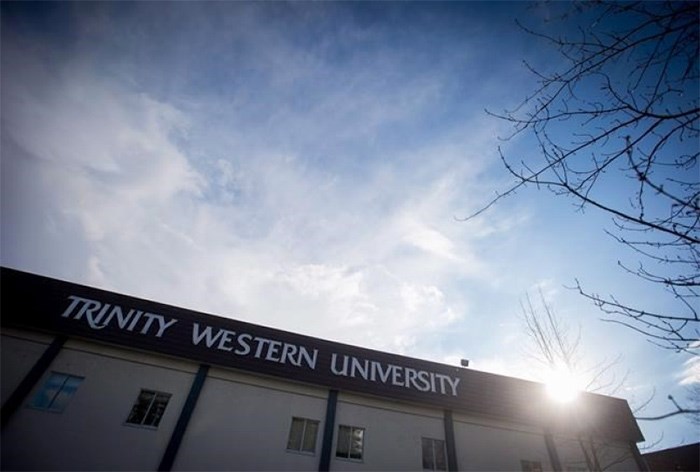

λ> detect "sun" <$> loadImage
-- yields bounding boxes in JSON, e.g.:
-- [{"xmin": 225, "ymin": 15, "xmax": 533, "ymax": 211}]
[{"xmin": 544, "ymin": 368, "xmax": 583, "ymax": 404}]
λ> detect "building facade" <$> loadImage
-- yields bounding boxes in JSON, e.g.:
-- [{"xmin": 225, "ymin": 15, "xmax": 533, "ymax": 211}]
[
  {"xmin": 642, "ymin": 443, "xmax": 699, "ymax": 472},
  {"xmin": 1, "ymin": 268, "xmax": 646, "ymax": 471}
]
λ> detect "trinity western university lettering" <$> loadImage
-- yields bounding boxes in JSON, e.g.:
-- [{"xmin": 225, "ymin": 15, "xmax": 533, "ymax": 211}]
[
  {"xmin": 330, "ymin": 354, "xmax": 460, "ymax": 396},
  {"xmin": 61, "ymin": 295, "xmax": 178, "ymax": 337},
  {"xmin": 59, "ymin": 295, "xmax": 461, "ymax": 397},
  {"xmin": 190, "ymin": 325, "xmax": 460, "ymax": 395},
  {"xmin": 191, "ymin": 323, "xmax": 318, "ymax": 369}
]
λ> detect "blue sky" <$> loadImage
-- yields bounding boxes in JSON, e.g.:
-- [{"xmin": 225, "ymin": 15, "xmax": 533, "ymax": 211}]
[{"xmin": 2, "ymin": 2, "xmax": 697, "ymax": 449}]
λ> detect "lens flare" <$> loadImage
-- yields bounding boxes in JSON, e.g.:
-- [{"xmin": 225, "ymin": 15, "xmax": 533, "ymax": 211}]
[{"xmin": 545, "ymin": 368, "xmax": 582, "ymax": 404}]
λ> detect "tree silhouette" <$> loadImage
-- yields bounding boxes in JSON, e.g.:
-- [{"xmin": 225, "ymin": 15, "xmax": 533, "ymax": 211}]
[
  {"xmin": 473, "ymin": 1, "xmax": 699, "ymax": 353},
  {"xmin": 521, "ymin": 290, "xmax": 628, "ymax": 396},
  {"xmin": 521, "ymin": 291, "xmax": 699, "ymax": 417}
]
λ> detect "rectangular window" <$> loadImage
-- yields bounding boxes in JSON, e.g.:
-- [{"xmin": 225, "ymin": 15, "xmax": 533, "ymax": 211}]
[
  {"xmin": 29, "ymin": 372, "xmax": 83, "ymax": 412},
  {"xmin": 336, "ymin": 425, "xmax": 365, "ymax": 460},
  {"xmin": 126, "ymin": 389, "xmax": 171, "ymax": 428},
  {"xmin": 422, "ymin": 437, "xmax": 447, "ymax": 470},
  {"xmin": 286, "ymin": 417, "xmax": 319, "ymax": 453},
  {"xmin": 521, "ymin": 460, "xmax": 543, "ymax": 472}
]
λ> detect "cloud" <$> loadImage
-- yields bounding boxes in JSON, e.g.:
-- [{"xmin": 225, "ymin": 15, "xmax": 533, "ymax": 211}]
[
  {"xmin": 1, "ymin": 2, "xmax": 538, "ymax": 364},
  {"xmin": 2, "ymin": 38, "xmax": 204, "ymax": 242},
  {"xmin": 1, "ymin": 19, "xmax": 504, "ymax": 360},
  {"xmin": 679, "ymin": 353, "xmax": 700, "ymax": 385},
  {"xmin": 401, "ymin": 216, "xmax": 460, "ymax": 261}
]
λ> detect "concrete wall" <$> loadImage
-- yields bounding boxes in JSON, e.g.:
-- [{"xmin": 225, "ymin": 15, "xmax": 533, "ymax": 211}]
[
  {"xmin": 594, "ymin": 442, "xmax": 639, "ymax": 471},
  {"xmin": 453, "ymin": 413, "xmax": 553, "ymax": 471},
  {"xmin": 332, "ymin": 392, "xmax": 445, "ymax": 471},
  {"xmin": 2, "ymin": 338, "xmax": 197, "ymax": 471},
  {"xmin": 554, "ymin": 435, "xmax": 639, "ymax": 471},
  {"xmin": 172, "ymin": 367, "xmax": 328, "ymax": 471},
  {"xmin": 1, "ymin": 330, "xmax": 54, "ymax": 406},
  {"xmin": 1, "ymin": 332, "xmax": 642, "ymax": 471}
]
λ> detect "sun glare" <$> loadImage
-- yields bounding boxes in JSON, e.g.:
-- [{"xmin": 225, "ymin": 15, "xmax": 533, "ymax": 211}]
[{"xmin": 545, "ymin": 369, "xmax": 582, "ymax": 404}]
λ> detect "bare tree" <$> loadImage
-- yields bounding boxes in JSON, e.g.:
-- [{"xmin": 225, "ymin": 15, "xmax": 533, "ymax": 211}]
[
  {"xmin": 635, "ymin": 392, "xmax": 700, "ymax": 421},
  {"xmin": 521, "ymin": 292, "xmax": 700, "ymax": 469},
  {"xmin": 472, "ymin": 1, "xmax": 699, "ymax": 353},
  {"xmin": 521, "ymin": 291, "xmax": 639, "ymax": 471},
  {"xmin": 521, "ymin": 290, "xmax": 628, "ymax": 396},
  {"xmin": 522, "ymin": 290, "xmax": 700, "ymax": 412}
]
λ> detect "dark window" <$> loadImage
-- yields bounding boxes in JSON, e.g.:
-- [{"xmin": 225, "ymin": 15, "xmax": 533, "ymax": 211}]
[
  {"xmin": 336, "ymin": 425, "xmax": 364, "ymax": 460},
  {"xmin": 30, "ymin": 372, "xmax": 83, "ymax": 412},
  {"xmin": 422, "ymin": 437, "xmax": 447, "ymax": 470},
  {"xmin": 126, "ymin": 389, "xmax": 171, "ymax": 427},
  {"xmin": 286, "ymin": 417, "xmax": 320, "ymax": 453}
]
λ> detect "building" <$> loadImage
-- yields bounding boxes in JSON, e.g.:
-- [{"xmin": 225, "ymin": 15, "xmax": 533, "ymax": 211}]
[
  {"xmin": 642, "ymin": 443, "xmax": 699, "ymax": 472},
  {"xmin": 1, "ymin": 267, "xmax": 646, "ymax": 471}
]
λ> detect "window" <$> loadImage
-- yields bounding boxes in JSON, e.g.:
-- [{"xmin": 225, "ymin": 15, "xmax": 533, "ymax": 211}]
[
  {"xmin": 521, "ymin": 460, "xmax": 543, "ymax": 472},
  {"xmin": 286, "ymin": 417, "xmax": 319, "ymax": 453},
  {"xmin": 422, "ymin": 437, "xmax": 447, "ymax": 470},
  {"xmin": 29, "ymin": 372, "xmax": 83, "ymax": 412},
  {"xmin": 126, "ymin": 389, "xmax": 171, "ymax": 427},
  {"xmin": 336, "ymin": 425, "xmax": 365, "ymax": 460}
]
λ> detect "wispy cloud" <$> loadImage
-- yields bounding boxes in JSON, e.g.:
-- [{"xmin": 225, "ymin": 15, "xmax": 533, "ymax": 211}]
[
  {"xmin": 679, "ymin": 353, "xmax": 700, "ymax": 385},
  {"xmin": 1, "ymin": 6, "xmax": 512, "ymax": 358}
]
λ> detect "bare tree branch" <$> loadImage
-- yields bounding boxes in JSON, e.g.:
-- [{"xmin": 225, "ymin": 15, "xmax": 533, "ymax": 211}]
[
  {"xmin": 520, "ymin": 289, "xmax": 628, "ymax": 395},
  {"xmin": 636, "ymin": 395, "xmax": 700, "ymax": 421},
  {"xmin": 469, "ymin": 1, "xmax": 699, "ymax": 353}
]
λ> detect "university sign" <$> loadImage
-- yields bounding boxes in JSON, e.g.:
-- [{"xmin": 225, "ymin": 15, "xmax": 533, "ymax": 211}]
[
  {"xmin": 2, "ymin": 268, "xmax": 464, "ymax": 409},
  {"xmin": 59, "ymin": 294, "xmax": 461, "ymax": 396}
]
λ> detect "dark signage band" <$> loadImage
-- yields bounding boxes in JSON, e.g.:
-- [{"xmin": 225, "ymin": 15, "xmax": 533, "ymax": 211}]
[
  {"xmin": 59, "ymin": 294, "xmax": 460, "ymax": 397},
  {"xmin": 1, "ymin": 268, "xmax": 468, "ymax": 411}
]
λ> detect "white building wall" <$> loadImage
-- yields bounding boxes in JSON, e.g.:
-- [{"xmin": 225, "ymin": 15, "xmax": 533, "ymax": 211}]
[
  {"xmin": 554, "ymin": 435, "xmax": 639, "ymax": 471},
  {"xmin": 172, "ymin": 367, "xmax": 328, "ymax": 471},
  {"xmin": 453, "ymin": 414, "xmax": 553, "ymax": 471},
  {"xmin": 1, "ymin": 339, "xmax": 197, "ymax": 471},
  {"xmin": 331, "ymin": 392, "xmax": 445, "ymax": 471},
  {"xmin": 1, "ymin": 331, "xmax": 53, "ymax": 406},
  {"xmin": 555, "ymin": 436, "xmax": 591, "ymax": 471},
  {"xmin": 594, "ymin": 441, "xmax": 639, "ymax": 471},
  {"xmin": 0, "ymin": 331, "xmax": 642, "ymax": 472}
]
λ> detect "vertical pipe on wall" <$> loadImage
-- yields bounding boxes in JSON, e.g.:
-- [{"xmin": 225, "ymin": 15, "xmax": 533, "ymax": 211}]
[
  {"xmin": 158, "ymin": 364, "xmax": 210, "ymax": 472},
  {"xmin": 443, "ymin": 409, "xmax": 459, "ymax": 471},
  {"xmin": 318, "ymin": 389, "xmax": 338, "ymax": 472},
  {"xmin": 1, "ymin": 335, "xmax": 67, "ymax": 429}
]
